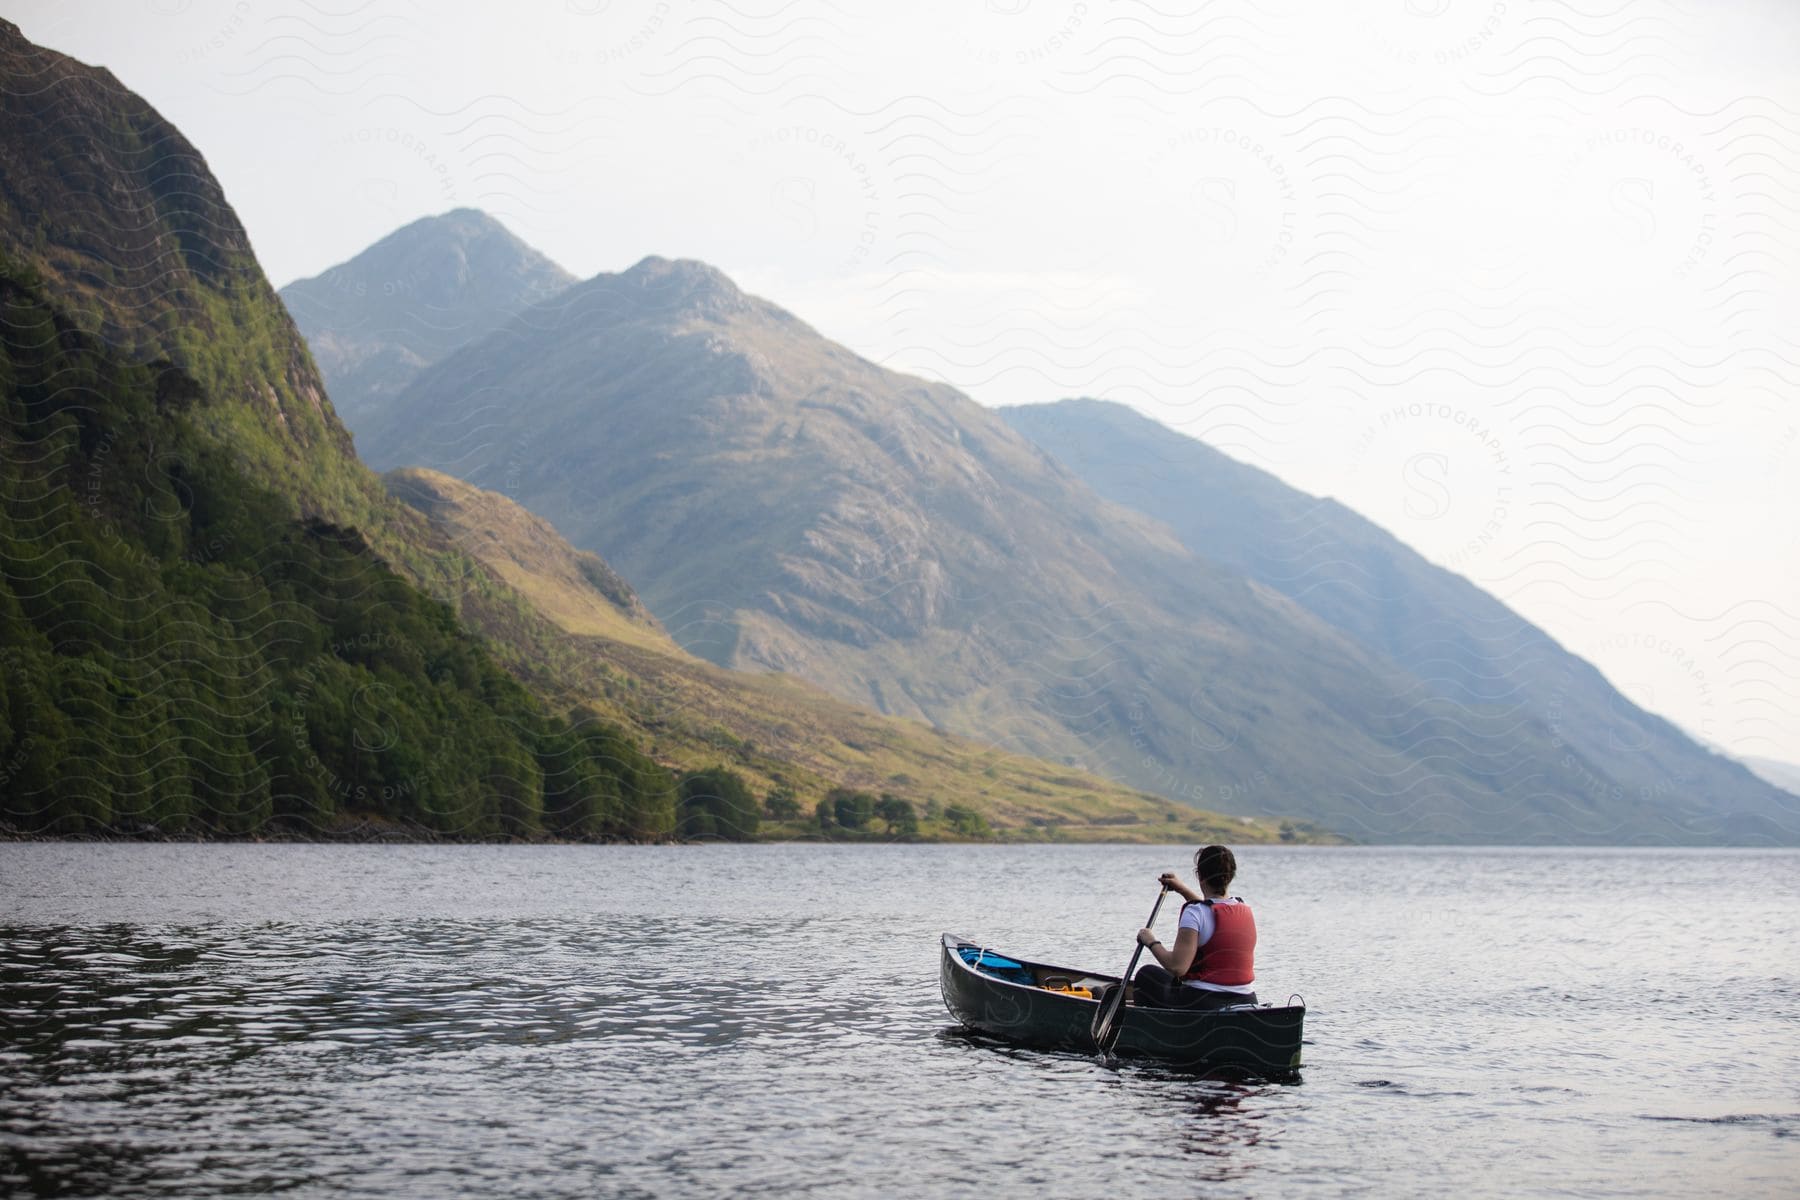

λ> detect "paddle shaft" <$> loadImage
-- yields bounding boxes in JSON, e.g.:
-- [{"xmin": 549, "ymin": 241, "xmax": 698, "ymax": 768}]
[
  {"xmin": 1091, "ymin": 886, "xmax": 1170, "ymax": 1049},
  {"xmin": 1117, "ymin": 886, "xmax": 1170, "ymax": 991}
]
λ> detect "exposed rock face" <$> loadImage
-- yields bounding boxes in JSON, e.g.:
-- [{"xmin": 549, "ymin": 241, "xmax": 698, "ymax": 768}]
[
  {"xmin": 334, "ymin": 247, "xmax": 1749, "ymax": 841},
  {"xmin": 0, "ymin": 17, "xmax": 355, "ymax": 474}
]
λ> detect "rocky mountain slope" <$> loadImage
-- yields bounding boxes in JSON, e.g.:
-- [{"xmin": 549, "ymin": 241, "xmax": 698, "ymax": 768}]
[
  {"xmin": 0, "ymin": 18, "xmax": 364, "ymax": 519},
  {"xmin": 328, "ymin": 248, "xmax": 1749, "ymax": 842},
  {"xmin": 0, "ymin": 18, "xmax": 1324, "ymax": 845},
  {"xmin": 280, "ymin": 210, "xmax": 575, "ymax": 430},
  {"xmin": 0, "ymin": 20, "xmax": 677, "ymax": 838},
  {"xmin": 1002, "ymin": 399, "xmax": 1796, "ymax": 842},
  {"xmin": 0, "ymin": 20, "xmax": 1291, "ymax": 842},
  {"xmin": 1743, "ymin": 756, "xmax": 1800, "ymax": 800},
  {"xmin": 385, "ymin": 467, "xmax": 1317, "ymax": 843}
]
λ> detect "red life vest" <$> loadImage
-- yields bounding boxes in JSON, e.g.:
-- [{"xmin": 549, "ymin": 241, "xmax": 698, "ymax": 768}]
[{"xmin": 1181, "ymin": 898, "xmax": 1256, "ymax": 986}]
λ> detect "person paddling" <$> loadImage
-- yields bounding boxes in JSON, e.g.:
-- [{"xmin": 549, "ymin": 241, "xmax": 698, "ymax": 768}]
[{"xmin": 1130, "ymin": 844, "xmax": 1257, "ymax": 1010}]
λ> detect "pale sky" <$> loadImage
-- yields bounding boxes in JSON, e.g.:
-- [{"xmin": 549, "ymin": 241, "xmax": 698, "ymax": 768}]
[{"xmin": 11, "ymin": 0, "xmax": 1800, "ymax": 765}]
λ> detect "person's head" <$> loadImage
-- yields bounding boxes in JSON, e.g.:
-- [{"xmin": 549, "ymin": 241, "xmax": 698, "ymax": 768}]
[{"xmin": 1194, "ymin": 844, "xmax": 1237, "ymax": 897}]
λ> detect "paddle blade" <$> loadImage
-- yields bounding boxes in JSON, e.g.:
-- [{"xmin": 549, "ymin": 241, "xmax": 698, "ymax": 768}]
[{"xmin": 1090, "ymin": 984, "xmax": 1125, "ymax": 1052}]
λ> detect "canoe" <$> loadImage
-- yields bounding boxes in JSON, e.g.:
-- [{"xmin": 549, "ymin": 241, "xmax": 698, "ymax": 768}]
[{"xmin": 939, "ymin": 933, "xmax": 1304, "ymax": 1076}]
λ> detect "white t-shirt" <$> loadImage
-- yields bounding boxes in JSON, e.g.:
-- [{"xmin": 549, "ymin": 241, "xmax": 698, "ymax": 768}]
[{"xmin": 1177, "ymin": 898, "xmax": 1256, "ymax": 994}]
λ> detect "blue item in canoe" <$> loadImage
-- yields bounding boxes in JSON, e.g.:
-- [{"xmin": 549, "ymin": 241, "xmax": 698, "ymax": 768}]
[{"xmin": 957, "ymin": 946, "xmax": 1036, "ymax": 985}]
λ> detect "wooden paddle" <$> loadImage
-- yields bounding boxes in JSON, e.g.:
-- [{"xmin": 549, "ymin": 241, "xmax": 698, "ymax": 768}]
[{"xmin": 1089, "ymin": 886, "xmax": 1170, "ymax": 1052}]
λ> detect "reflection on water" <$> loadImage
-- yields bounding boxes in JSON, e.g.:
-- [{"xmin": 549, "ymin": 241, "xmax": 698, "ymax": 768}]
[
  {"xmin": 1175, "ymin": 1083, "xmax": 1266, "ymax": 1180},
  {"xmin": 1, "ymin": 843, "xmax": 1796, "ymax": 1197}
]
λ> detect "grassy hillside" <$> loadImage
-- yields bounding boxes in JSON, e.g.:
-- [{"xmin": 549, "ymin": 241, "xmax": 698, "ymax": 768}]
[
  {"xmin": 343, "ymin": 251, "xmax": 1710, "ymax": 842},
  {"xmin": 384, "ymin": 469, "xmax": 1339, "ymax": 844}
]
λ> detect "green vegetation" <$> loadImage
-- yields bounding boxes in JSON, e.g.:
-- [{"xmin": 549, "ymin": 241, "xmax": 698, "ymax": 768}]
[
  {"xmin": 943, "ymin": 805, "xmax": 990, "ymax": 838},
  {"xmin": 829, "ymin": 788, "xmax": 876, "ymax": 830},
  {"xmin": 0, "ymin": 271, "xmax": 673, "ymax": 839},
  {"xmin": 0, "ymin": 22, "xmax": 1347, "ymax": 846},
  {"xmin": 875, "ymin": 794, "xmax": 917, "ymax": 835},
  {"xmin": 763, "ymin": 785, "xmax": 801, "ymax": 821},
  {"xmin": 676, "ymin": 766, "xmax": 760, "ymax": 841}
]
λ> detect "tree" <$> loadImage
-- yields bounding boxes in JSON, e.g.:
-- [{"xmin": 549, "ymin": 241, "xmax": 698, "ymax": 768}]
[
  {"xmin": 765, "ymin": 785, "xmax": 800, "ymax": 821},
  {"xmin": 875, "ymin": 793, "xmax": 917, "ymax": 835},
  {"xmin": 944, "ymin": 804, "xmax": 989, "ymax": 838},
  {"xmin": 828, "ymin": 787, "xmax": 876, "ymax": 830},
  {"xmin": 677, "ymin": 766, "xmax": 759, "ymax": 841}
]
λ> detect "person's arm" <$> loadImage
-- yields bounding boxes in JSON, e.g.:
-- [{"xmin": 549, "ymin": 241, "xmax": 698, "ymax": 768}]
[
  {"xmin": 1158, "ymin": 872, "xmax": 1201, "ymax": 904},
  {"xmin": 1136, "ymin": 926, "xmax": 1201, "ymax": 975}
]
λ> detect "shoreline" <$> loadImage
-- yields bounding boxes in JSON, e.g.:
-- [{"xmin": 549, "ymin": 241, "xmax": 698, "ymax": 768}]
[{"xmin": 0, "ymin": 818, "xmax": 1346, "ymax": 847}]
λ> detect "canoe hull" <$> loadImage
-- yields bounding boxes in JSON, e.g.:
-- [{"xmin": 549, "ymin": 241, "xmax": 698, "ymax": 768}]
[{"xmin": 939, "ymin": 934, "xmax": 1303, "ymax": 1076}]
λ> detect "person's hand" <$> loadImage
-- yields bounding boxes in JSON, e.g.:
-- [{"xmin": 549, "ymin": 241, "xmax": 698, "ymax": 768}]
[
  {"xmin": 1159, "ymin": 872, "xmax": 1198, "ymax": 901},
  {"xmin": 1136, "ymin": 928, "xmax": 1158, "ymax": 948}
]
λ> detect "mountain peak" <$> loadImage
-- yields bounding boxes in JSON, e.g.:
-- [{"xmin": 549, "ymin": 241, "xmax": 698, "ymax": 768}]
[
  {"xmin": 381, "ymin": 207, "xmax": 529, "ymax": 252},
  {"xmin": 280, "ymin": 208, "xmax": 576, "ymax": 424},
  {"xmin": 623, "ymin": 254, "xmax": 735, "ymax": 285},
  {"xmin": 306, "ymin": 207, "xmax": 574, "ymax": 292},
  {"xmin": 611, "ymin": 255, "xmax": 747, "ymax": 314}
]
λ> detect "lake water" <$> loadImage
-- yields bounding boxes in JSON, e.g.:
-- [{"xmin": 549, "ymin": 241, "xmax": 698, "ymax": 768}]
[{"xmin": 1, "ymin": 843, "xmax": 1795, "ymax": 1197}]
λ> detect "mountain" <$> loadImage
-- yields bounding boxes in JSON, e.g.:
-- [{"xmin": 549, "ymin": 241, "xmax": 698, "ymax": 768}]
[
  {"xmin": 0, "ymin": 21, "xmax": 1303, "ymax": 844},
  {"xmin": 0, "ymin": 266, "xmax": 677, "ymax": 838},
  {"xmin": 280, "ymin": 210, "xmax": 575, "ymax": 430},
  {"xmin": 384, "ymin": 468, "xmax": 1322, "ymax": 843},
  {"xmin": 0, "ymin": 19, "xmax": 677, "ymax": 838},
  {"xmin": 328, "ymin": 245, "xmax": 1759, "ymax": 843},
  {"xmin": 1000, "ymin": 398, "xmax": 1796, "ymax": 842},
  {"xmin": 0, "ymin": 18, "xmax": 377, "ymax": 522},
  {"xmin": 1743, "ymin": 756, "xmax": 1800, "ymax": 799}
]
